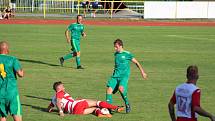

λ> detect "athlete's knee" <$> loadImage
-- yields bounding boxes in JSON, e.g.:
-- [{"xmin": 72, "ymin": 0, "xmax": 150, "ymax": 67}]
[
  {"xmin": 76, "ymin": 52, "xmax": 81, "ymax": 56},
  {"xmin": 106, "ymin": 87, "xmax": 113, "ymax": 94},
  {"xmin": 118, "ymin": 86, "xmax": 124, "ymax": 93}
]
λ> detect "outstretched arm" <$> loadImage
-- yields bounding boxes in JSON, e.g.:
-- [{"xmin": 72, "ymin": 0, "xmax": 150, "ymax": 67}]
[
  {"xmin": 132, "ymin": 58, "xmax": 147, "ymax": 79},
  {"xmin": 168, "ymin": 101, "xmax": 176, "ymax": 121},
  {"xmin": 194, "ymin": 106, "xmax": 215, "ymax": 121},
  {"xmin": 56, "ymin": 98, "xmax": 64, "ymax": 116},
  {"xmin": 65, "ymin": 29, "xmax": 71, "ymax": 44}
]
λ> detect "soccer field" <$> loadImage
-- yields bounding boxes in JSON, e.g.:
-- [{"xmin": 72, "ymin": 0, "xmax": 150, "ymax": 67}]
[{"xmin": 0, "ymin": 24, "xmax": 215, "ymax": 121}]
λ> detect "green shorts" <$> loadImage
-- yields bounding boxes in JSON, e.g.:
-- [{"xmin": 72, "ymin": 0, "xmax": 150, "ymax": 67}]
[
  {"xmin": 0, "ymin": 95, "xmax": 22, "ymax": 117},
  {"xmin": 71, "ymin": 39, "xmax": 80, "ymax": 52},
  {"xmin": 106, "ymin": 76, "xmax": 129, "ymax": 94}
]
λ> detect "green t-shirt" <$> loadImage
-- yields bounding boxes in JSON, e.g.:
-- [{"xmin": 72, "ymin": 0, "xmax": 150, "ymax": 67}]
[
  {"xmin": 0, "ymin": 54, "xmax": 22, "ymax": 99},
  {"xmin": 112, "ymin": 50, "xmax": 134, "ymax": 77},
  {"xmin": 68, "ymin": 23, "xmax": 84, "ymax": 40}
]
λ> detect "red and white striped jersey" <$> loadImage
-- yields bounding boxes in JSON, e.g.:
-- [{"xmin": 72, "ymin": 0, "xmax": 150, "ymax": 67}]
[{"xmin": 51, "ymin": 90, "xmax": 75, "ymax": 113}]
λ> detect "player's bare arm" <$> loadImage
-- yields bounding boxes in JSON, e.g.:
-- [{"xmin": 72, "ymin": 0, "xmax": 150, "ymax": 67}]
[
  {"xmin": 56, "ymin": 98, "xmax": 64, "ymax": 116},
  {"xmin": 168, "ymin": 101, "xmax": 176, "ymax": 121},
  {"xmin": 132, "ymin": 58, "xmax": 147, "ymax": 79},
  {"xmin": 193, "ymin": 106, "xmax": 215, "ymax": 121},
  {"xmin": 65, "ymin": 29, "xmax": 71, "ymax": 43},
  {"xmin": 16, "ymin": 69, "xmax": 24, "ymax": 77}
]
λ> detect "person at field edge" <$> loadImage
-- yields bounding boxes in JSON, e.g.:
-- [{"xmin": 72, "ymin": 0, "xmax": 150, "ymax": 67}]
[
  {"xmin": 0, "ymin": 41, "xmax": 24, "ymax": 121},
  {"xmin": 91, "ymin": 0, "xmax": 99, "ymax": 18},
  {"xmin": 59, "ymin": 15, "xmax": 86, "ymax": 69},
  {"xmin": 168, "ymin": 65, "xmax": 215, "ymax": 121},
  {"xmin": 106, "ymin": 39, "xmax": 147, "ymax": 113},
  {"xmin": 0, "ymin": 11, "xmax": 3, "ymax": 19},
  {"xmin": 81, "ymin": 0, "xmax": 90, "ymax": 18},
  {"xmin": 48, "ymin": 81, "xmax": 124, "ymax": 118},
  {"xmin": 3, "ymin": 6, "xmax": 12, "ymax": 19}
]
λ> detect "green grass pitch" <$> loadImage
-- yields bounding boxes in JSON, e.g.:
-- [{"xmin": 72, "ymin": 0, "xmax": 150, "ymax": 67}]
[{"xmin": 0, "ymin": 24, "xmax": 215, "ymax": 121}]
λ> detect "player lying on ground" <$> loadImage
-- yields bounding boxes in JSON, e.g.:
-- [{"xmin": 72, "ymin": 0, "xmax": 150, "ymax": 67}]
[{"xmin": 48, "ymin": 81, "xmax": 124, "ymax": 118}]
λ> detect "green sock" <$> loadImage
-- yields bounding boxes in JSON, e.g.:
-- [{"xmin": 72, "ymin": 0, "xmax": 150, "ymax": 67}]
[
  {"xmin": 76, "ymin": 56, "xmax": 81, "ymax": 66},
  {"xmin": 120, "ymin": 92, "xmax": 129, "ymax": 105},
  {"xmin": 106, "ymin": 94, "xmax": 113, "ymax": 104},
  {"xmin": 63, "ymin": 53, "xmax": 73, "ymax": 60}
]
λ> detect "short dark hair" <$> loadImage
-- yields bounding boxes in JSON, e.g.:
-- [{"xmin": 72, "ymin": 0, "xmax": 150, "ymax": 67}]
[
  {"xmin": 114, "ymin": 39, "xmax": 123, "ymax": 47},
  {"xmin": 77, "ymin": 15, "xmax": 82, "ymax": 19},
  {"xmin": 53, "ymin": 81, "xmax": 63, "ymax": 91},
  {"xmin": 186, "ymin": 65, "xmax": 199, "ymax": 81}
]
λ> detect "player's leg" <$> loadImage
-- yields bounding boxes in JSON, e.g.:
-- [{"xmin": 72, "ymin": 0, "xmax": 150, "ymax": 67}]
[
  {"xmin": 85, "ymin": 99, "xmax": 124, "ymax": 113},
  {"xmin": 75, "ymin": 41, "xmax": 83, "ymax": 69},
  {"xmin": 106, "ymin": 77, "xmax": 118, "ymax": 104},
  {"xmin": 10, "ymin": 95, "xmax": 22, "ymax": 121},
  {"xmin": 119, "ymin": 76, "xmax": 130, "ymax": 113},
  {"xmin": 0, "ymin": 117, "xmax": 6, "ymax": 121},
  {"xmin": 76, "ymin": 51, "xmax": 83, "ymax": 69},
  {"xmin": 59, "ymin": 40, "xmax": 77, "ymax": 66},
  {"xmin": 83, "ymin": 107, "xmax": 96, "ymax": 114},
  {"xmin": 12, "ymin": 115, "xmax": 22, "ymax": 121},
  {"xmin": 0, "ymin": 99, "xmax": 8, "ymax": 121}
]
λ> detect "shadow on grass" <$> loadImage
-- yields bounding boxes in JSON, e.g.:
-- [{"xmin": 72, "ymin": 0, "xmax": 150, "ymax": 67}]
[
  {"xmin": 23, "ymin": 95, "xmax": 58, "ymax": 113},
  {"xmin": 21, "ymin": 103, "xmax": 49, "ymax": 113},
  {"xmin": 19, "ymin": 58, "xmax": 60, "ymax": 67},
  {"xmin": 25, "ymin": 95, "xmax": 51, "ymax": 101}
]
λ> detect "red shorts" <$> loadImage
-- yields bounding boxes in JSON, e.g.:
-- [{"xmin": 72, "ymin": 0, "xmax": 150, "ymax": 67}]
[
  {"xmin": 72, "ymin": 100, "xmax": 89, "ymax": 114},
  {"xmin": 177, "ymin": 117, "xmax": 197, "ymax": 121}
]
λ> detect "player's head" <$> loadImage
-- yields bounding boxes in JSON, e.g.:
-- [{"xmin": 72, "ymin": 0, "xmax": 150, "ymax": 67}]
[
  {"xmin": 114, "ymin": 39, "xmax": 123, "ymax": 52},
  {"xmin": 77, "ymin": 15, "xmax": 83, "ymax": 24},
  {"xmin": 0, "ymin": 41, "xmax": 9, "ymax": 54},
  {"xmin": 186, "ymin": 65, "xmax": 199, "ymax": 82},
  {"xmin": 53, "ymin": 81, "xmax": 65, "ymax": 92}
]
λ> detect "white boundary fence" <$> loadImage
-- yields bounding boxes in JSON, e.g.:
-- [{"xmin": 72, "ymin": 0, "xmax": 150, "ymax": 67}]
[{"xmin": 144, "ymin": 1, "xmax": 215, "ymax": 19}]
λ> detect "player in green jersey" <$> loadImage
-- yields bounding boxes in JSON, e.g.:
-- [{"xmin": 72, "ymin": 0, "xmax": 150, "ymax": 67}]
[
  {"xmin": 59, "ymin": 15, "xmax": 86, "ymax": 69},
  {"xmin": 106, "ymin": 39, "xmax": 147, "ymax": 113},
  {"xmin": 0, "ymin": 41, "xmax": 24, "ymax": 121}
]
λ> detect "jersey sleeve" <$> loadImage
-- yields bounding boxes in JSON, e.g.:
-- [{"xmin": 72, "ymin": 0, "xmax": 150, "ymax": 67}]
[
  {"xmin": 13, "ymin": 58, "xmax": 22, "ymax": 72},
  {"xmin": 192, "ymin": 89, "xmax": 201, "ymax": 107},
  {"xmin": 128, "ymin": 52, "xmax": 134, "ymax": 61},
  {"xmin": 56, "ymin": 91, "xmax": 64, "ymax": 99},
  {"xmin": 170, "ymin": 91, "xmax": 176, "ymax": 104},
  {"xmin": 81, "ymin": 25, "xmax": 84, "ymax": 33},
  {"xmin": 68, "ymin": 24, "xmax": 73, "ymax": 31}
]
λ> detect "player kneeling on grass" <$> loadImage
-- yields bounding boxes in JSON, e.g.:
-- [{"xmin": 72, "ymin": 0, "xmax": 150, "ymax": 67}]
[{"xmin": 48, "ymin": 81, "xmax": 124, "ymax": 118}]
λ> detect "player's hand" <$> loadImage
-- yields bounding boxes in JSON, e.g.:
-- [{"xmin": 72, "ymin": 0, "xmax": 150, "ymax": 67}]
[
  {"xmin": 47, "ymin": 106, "xmax": 54, "ymax": 113},
  {"xmin": 82, "ymin": 32, "xmax": 86, "ymax": 38},
  {"xmin": 142, "ymin": 73, "xmax": 147, "ymax": 80},
  {"xmin": 59, "ymin": 110, "xmax": 64, "ymax": 117}
]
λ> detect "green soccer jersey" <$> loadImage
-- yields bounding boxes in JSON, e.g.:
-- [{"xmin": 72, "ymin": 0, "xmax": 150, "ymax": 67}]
[
  {"xmin": 112, "ymin": 50, "xmax": 134, "ymax": 77},
  {"xmin": 68, "ymin": 23, "xmax": 84, "ymax": 40},
  {"xmin": 0, "ymin": 54, "xmax": 22, "ymax": 99}
]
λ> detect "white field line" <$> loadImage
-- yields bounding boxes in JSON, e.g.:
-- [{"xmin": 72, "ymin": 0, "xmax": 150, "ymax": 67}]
[{"xmin": 166, "ymin": 35, "xmax": 215, "ymax": 41}]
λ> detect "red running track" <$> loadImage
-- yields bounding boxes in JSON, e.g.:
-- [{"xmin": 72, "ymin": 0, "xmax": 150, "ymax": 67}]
[{"xmin": 1, "ymin": 19, "xmax": 215, "ymax": 26}]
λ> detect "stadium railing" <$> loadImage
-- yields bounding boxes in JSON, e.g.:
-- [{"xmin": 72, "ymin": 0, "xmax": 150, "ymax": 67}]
[{"xmin": 0, "ymin": 0, "xmax": 144, "ymax": 19}]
